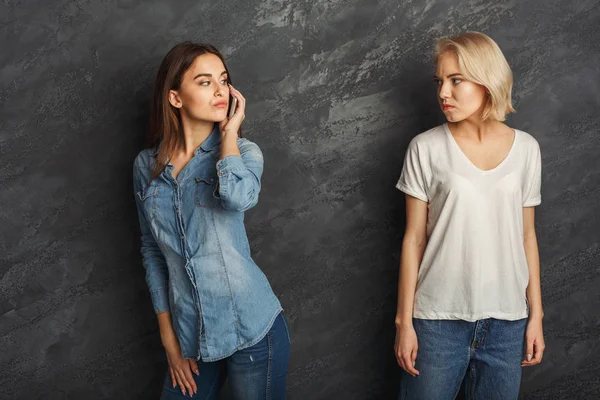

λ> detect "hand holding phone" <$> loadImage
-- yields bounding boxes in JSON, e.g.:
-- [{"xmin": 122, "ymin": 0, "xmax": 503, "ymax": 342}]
[
  {"xmin": 220, "ymin": 85, "xmax": 244, "ymax": 137},
  {"xmin": 228, "ymin": 96, "xmax": 238, "ymax": 119}
]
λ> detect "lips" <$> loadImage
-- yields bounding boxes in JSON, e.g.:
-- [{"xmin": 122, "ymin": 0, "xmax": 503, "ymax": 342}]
[
  {"xmin": 442, "ymin": 104, "xmax": 454, "ymax": 111},
  {"xmin": 213, "ymin": 101, "xmax": 228, "ymax": 108}
]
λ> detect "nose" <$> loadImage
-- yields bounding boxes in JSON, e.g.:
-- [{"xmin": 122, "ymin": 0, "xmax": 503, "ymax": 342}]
[
  {"xmin": 439, "ymin": 81, "xmax": 451, "ymax": 100},
  {"xmin": 215, "ymin": 84, "xmax": 227, "ymax": 98}
]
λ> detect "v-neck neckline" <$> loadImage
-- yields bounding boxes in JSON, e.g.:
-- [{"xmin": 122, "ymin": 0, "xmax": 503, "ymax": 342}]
[{"xmin": 443, "ymin": 123, "xmax": 518, "ymax": 175}]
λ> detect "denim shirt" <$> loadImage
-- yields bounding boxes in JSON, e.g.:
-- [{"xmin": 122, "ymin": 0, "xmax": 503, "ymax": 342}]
[{"xmin": 133, "ymin": 126, "xmax": 282, "ymax": 362}]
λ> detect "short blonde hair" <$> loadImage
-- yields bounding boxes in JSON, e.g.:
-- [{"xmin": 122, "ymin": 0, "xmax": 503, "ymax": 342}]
[{"xmin": 436, "ymin": 31, "xmax": 515, "ymax": 121}]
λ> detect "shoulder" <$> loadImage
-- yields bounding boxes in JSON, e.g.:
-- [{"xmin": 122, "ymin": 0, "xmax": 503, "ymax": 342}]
[
  {"xmin": 134, "ymin": 148, "xmax": 158, "ymax": 170},
  {"xmin": 406, "ymin": 124, "xmax": 446, "ymax": 152},
  {"xmin": 514, "ymin": 128, "xmax": 541, "ymax": 154},
  {"xmin": 133, "ymin": 149, "xmax": 158, "ymax": 186}
]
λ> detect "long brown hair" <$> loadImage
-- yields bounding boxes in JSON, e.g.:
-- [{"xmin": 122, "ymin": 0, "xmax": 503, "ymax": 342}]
[{"xmin": 148, "ymin": 42, "xmax": 232, "ymax": 179}]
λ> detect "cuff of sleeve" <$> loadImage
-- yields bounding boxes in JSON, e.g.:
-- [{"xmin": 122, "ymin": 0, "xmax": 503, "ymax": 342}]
[
  {"xmin": 396, "ymin": 182, "xmax": 428, "ymax": 203},
  {"xmin": 523, "ymin": 197, "xmax": 541, "ymax": 207},
  {"xmin": 216, "ymin": 155, "xmax": 245, "ymax": 176},
  {"xmin": 150, "ymin": 288, "xmax": 170, "ymax": 314}
]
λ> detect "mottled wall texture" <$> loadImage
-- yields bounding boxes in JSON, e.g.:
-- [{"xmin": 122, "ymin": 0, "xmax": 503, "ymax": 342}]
[{"xmin": 1, "ymin": 0, "xmax": 599, "ymax": 399}]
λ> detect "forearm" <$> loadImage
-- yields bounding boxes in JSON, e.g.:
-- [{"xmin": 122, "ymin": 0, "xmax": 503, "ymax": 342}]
[
  {"xmin": 395, "ymin": 237, "xmax": 426, "ymax": 328},
  {"xmin": 524, "ymin": 233, "xmax": 543, "ymax": 320},
  {"xmin": 157, "ymin": 312, "xmax": 180, "ymax": 351},
  {"xmin": 219, "ymin": 131, "xmax": 241, "ymax": 159}
]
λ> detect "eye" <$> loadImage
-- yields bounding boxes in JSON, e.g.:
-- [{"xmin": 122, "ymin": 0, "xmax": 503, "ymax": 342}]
[
  {"xmin": 220, "ymin": 78, "xmax": 228, "ymax": 85},
  {"xmin": 451, "ymin": 78, "xmax": 462, "ymax": 85},
  {"xmin": 199, "ymin": 81, "xmax": 210, "ymax": 86},
  {"xmin": 433, "ymin": 79, "xmax": 442, "ymax": 86}
]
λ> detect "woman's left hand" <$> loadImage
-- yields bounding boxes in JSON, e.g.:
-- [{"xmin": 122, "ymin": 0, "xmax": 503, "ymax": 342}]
[
  {"xmin": 521, "ymin": 317, "xmax": 545, "ymax": 367},
  {"xmin": 219, "ymin": 85, "xmax": 245, "ymax": 137}
]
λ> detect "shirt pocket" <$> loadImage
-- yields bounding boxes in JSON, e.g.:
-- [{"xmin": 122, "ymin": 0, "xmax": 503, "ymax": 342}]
[
  {"xmin": 194, "ymin": 176, "xmax": 220, "ymax": 208},
  {"xmin": 136, "ymin": 185, "xmax": 159, "ymax": 221}
]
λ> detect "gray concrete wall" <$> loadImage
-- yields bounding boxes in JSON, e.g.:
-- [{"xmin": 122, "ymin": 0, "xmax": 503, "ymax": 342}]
[{"xmin": 1, "ymin": 0, "xmax": 598, "ymax": 398}]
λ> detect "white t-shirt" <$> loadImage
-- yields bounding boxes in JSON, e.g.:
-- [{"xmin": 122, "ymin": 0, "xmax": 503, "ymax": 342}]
[{"xmin": 396, "ymin": 123, "xmax": 542, "ymax": 321}]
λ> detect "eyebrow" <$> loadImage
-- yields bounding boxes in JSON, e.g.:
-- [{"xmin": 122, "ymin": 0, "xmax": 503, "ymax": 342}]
[
  {"xmin": 433, "ymin": 73, "xmax": 463, "ymax": 79},
  {"xmin": 193, "ymin": 70, "xmax": 228, "ymax": 80}
]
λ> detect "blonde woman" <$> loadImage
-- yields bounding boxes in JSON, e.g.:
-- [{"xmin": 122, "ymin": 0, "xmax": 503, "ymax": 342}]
[{"xmin": 394, "ymin": 32, "xmax": 545, "ymax": 399}]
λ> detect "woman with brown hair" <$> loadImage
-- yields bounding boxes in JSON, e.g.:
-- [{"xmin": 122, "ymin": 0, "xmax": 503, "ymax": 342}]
[
  {"xmin": 133, "ymin": 42, "xmax": 290, "ymax": 399},
  {"xmin": 394, "ymin": 32, "xmax": 545, "ymax": 399}
]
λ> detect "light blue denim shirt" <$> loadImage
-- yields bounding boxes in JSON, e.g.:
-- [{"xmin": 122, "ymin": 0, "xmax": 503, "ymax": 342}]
[{"xmin": 133, "ymin": 125, "xmax": 282, "ymax": 362}]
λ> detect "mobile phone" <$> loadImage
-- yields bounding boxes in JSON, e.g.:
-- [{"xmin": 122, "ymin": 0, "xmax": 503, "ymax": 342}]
[{"xmin": 228, "ymin": 96, "xmax": 238, "ymax": 118}]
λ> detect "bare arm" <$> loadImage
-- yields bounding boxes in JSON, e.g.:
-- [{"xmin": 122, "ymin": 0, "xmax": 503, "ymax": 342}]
[
  {"xmin": 522, "ymin": 206, "xmax": 545, "ymax": 366},
  {"xmin": 157, "ymin": 312, "xmax": 179, "ymax": 352},
  {"xmin": 395, "ymin": 195, "xmax": 429, "ymax": 327},
  {"xmin": 395, "ymin": 194, "xmax": 428, "ymax": 376},
  {"xmin": 523, "ymin": 207, "xmax": 543, "ymax": 319}
]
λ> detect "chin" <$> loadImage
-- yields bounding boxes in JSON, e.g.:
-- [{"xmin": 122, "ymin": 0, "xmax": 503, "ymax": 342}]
[
  {"xmin": 202, "ymin": 111, "xmax": 228, "ymax": 123},
  {"xmin": 444, "ymin": 113, "xmax": 465, "ymax": 123}
]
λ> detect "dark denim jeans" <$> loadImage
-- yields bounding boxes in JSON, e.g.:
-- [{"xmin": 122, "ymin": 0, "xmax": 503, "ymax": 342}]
[
  {"xmin": 161, "ymin": 312, "xmax": 291, "ymax": 400},
  {"xmin": 399, "ymin": 317, "xmax": 528, "ymax": 400}
]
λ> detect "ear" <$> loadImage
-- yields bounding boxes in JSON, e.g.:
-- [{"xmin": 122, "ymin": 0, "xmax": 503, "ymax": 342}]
[{"xmin": 168, "ymin": 90, "xmax": 182, "ymax": 108}]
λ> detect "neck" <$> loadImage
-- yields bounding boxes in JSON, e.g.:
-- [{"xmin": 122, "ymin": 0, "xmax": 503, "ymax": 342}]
[
  {"xmin": 449, "ymin": 115, "xmax": 500, "ymax": 141},
  {"xmin": 178, "ymin": 114, "xmax": 215, "ymax": 156}
]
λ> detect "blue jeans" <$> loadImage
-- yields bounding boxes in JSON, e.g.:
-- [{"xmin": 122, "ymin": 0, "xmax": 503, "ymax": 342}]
[
  {"xmin": 161, "ymin": 312, "xmax": 291, "ymax": 400},
  {"xmin": 399, "ymin": 318, "xmax": 528, "ymax": 400}
]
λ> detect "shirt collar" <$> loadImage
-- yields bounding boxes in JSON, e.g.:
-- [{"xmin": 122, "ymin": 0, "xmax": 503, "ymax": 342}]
[
  {"xmin": 197, "ymin": 123, "xmax": 221, "ymax": 153},
  {"xmin": 153, "ymin": 123, "xmax": 221, "ymax": 157}
]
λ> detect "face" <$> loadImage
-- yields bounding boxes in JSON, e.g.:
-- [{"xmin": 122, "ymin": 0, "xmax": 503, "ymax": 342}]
[
  {"xmin": 434, "ymin": 51, "xmax": 487, "ymax": 122},
  {"xmin": 169, "ymin": 53, "xmax": 230, "ymax": 123}
]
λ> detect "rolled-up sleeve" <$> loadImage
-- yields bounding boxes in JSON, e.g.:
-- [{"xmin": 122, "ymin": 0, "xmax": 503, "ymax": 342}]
[
  {"xmin": 396, "ymin": 137, "xmax": 429, "ymax": 202},
  {"xmin": 133, "ymin": 159, "xmax": 170, "ymax": 314},
  {"xmin": 216, "ymin": 138, "xmax": 263, "ymax": 212}
]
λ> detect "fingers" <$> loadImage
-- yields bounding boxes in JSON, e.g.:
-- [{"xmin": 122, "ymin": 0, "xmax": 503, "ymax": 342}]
[
  {"xmin": 189, "ymin": 359, "xmax": 200, "ymax": 376},
  {"xmin": 411, "ymin": 347, "xmax": 420, "ymax": 375},
  {"xmin": 534, "ymin": 340, "xmax": 545, "ymax": 364},
  {"xmin": 522, "ymin": 339, "xmax": 544, "ymax": 367},
  {"xmin": 228, "ymin": 85, "xmax": 246, "ymax": 117},
  {"xmin": 522, "ymin": 338, "xmax": 534, "ymax": 365},
  {"xmin": 220, "ymin": 85, "xmax": 245, "ymax": 135},
  {"xmin": 181, "ymin": 365, "xmax": 197, "ymax": 395},
  {"xmin": 174, "ymin": 372, "xmax": 186, "ymax": 396},
  {"xmin": 395, "ymin": 347, "xmax": 405, "ymax": 370},
  {"xmin": 229, "ymin": 85, "xmax": 246, "ymax": 105},
  {"xmin": 169, "ymin": 367, "xmax": 176, "ymax": 389},
  {"xmin": 402, "ymin": 351, "xmax": 419, "ymax": 377},
  {"xmin": 171, "ymin": 363, "xmax": 197, "ymax": 397}
]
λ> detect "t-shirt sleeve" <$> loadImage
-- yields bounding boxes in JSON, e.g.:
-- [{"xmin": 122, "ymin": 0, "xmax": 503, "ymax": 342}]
[
  {"xmin": 396, "ymin": 138, "xmax": 429, "ymax": 202},
  {"xmin": 523, "ymin": 141, "xmax": 542, "ymax": 207}
]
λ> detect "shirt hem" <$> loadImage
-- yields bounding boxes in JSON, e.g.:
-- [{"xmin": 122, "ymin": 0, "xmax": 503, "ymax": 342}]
[
  {"xmin": 413, "ymin": 309, "xmax": 528, "ymax": 322},
  {"xmin": 188, "ymin": 306, "xmax": 283, "ymax": 362}
]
